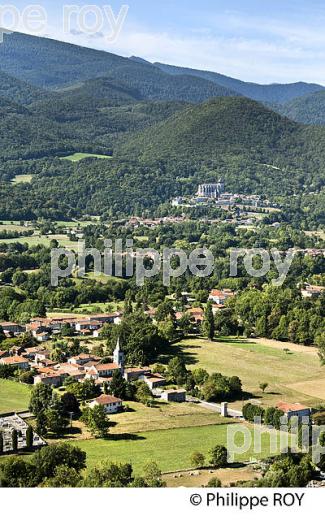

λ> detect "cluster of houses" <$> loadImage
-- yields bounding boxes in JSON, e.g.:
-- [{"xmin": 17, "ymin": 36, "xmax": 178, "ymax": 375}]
[
  {"xmin": 0, "ymin": 338, "xmax": 187, "ymax": 414},
  {"xmin": 0, "ymin": 312, "xmax": 122, "ymax": 342},
  {"xmin": 0, "ymin": 287, "xmax": 234, "ymax": 345}
]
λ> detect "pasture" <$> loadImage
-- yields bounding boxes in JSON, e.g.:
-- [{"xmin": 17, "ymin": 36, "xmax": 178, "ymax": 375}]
[
  {"xmin": 159, "ymin": 337, "xmax": 325, "ymax": 407},
  {"xmin": 0, "ymin": 380, "xmax": 31, "ymax": 413},
  {"xmin": 110, "ymin": 401, "xmax": 232, "ymax": 434},
  {"xmin": 72, "ymin": 422, "xmax": 292, "ymax": 474}
]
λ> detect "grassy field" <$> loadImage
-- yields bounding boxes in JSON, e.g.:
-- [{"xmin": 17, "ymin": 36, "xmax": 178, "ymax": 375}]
[
  {"xmin": 0, "ymin": 223, "xmax": 32, "ymax": 232},
  {"xmin": 0, "ymin": 380, "xmax": 31, "ymax": 413},
  {"xmin": 159, "ymin": 337, "xmax": 325, "ymax": 407},
  {"xmin": 0, "ymin": 233, "xmax": 76, "ymax": 249},
  {"xmin": 109, "ymin": 401, "xmax": 233, "ymax": 434},
  {"xmin": 80, "ymin": 272, "xmax": 128, "ymax": 285},
  {"xmin": 61, "ymin": 153, "xmax": 112, "ymax": 162},
  {"xmin": 47, "ymin": 302, "xmax": 123, "ymax": 318},
  {"xmin": 11, "ymin": 174, "xmax": 33, "ymax": 184},
  {"xmin": 72, "ymin": 422, "xmax": 291, "ymax": 474}
]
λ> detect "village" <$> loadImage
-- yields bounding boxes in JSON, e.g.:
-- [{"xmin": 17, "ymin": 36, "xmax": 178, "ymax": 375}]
[{"xmin": 1, "ymin": 281, "xmax": 324, "ymax": 460}]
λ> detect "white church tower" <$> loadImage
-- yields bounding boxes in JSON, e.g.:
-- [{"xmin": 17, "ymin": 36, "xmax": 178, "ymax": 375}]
[{"xmin": 113, "ymin": 337, "xmax": 125, "ymax": 369}]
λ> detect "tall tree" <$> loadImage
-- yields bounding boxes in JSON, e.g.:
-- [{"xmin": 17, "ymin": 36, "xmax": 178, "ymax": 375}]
[
  {"xmin": 11, "ymin": 429, "xmax": 18, "ymax": 452},
  {"xmin": 26, "ymin": 425, "xmax": 34, "ymax": 451},
  {"xmin": 29, "ymin": 383, "xmax": 53, "ymax": 416},
  {"xmin": 203, "ymin": 301, "xmax": 215, "ymax": 341}
]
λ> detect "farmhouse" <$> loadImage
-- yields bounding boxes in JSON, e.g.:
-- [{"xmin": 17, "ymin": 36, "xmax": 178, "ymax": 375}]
[
  {"xmin": 276, "ymin": 402, "xmax": 311, "ymax": 420},
  {"xmin": 89, "ymin": 394, "xmax": 123, "ymax": 414},
  {"xmin": 0, "ymin": 356, "xmax": 30, "ymax": 370}
]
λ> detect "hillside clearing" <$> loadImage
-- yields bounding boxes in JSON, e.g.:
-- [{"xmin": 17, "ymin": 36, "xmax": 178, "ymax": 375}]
[{"xmin": 61, "ymin": 153, "xmax": 112, "ymax": 162}]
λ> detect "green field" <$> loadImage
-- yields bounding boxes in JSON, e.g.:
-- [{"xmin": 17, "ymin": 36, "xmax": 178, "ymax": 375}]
[
  {"xmin": 0, "ymin": 380, "xmax": 31, "ymax": 413},
  {"xmin": 107, "ymin": 401, "xmax": 232, "ymax": 434},
  {"xmin": 72, "ymin": 423, "xmax": 291, "ymax": 474},
  {"xmin": 0, "ymin": 233, "xmax": 76, "ymax": 249},
  {"xmin": 163, "ymin": 337, "xmax": 325, "ymax": 407},
  {"xmin": 61, "ymin": 153, "xmax": 112, "ymax": 162}
]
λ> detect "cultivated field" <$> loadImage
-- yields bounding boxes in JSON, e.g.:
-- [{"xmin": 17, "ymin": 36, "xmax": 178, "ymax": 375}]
[
  {"xmin": 159, "ymin": 337, "xmax": 325, "ymax": 407},
  {"xmin": 0, "ymin": 380, "xmax": 31, "ymax": 413}
]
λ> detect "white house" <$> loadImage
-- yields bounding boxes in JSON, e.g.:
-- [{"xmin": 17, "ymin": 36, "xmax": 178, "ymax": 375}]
[{"xmin": 89, "ymin": 394, "xmax": 123, "ymax": 414}]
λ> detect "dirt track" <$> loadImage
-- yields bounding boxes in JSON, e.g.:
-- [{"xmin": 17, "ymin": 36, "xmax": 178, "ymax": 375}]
[{"xmin": 251, "ymin": 338, "xmax": 318, "ymax": 356}]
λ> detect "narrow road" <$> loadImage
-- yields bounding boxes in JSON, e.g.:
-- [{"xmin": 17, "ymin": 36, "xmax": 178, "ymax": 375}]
[{"xmin": 197, "ymin": 400, "xmax": 243, "ymax": 418}]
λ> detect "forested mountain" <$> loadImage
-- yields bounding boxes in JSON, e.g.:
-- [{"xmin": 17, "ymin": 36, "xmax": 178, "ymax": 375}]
[
  {"xmin": 0, "ymin": 69, "xmax": 47, "ymax": 105},
  {"xmin": 1, "ymin": 95, "xmax": 325, "ymax": 220},
  {"xmin": 0, "ymin": 32, "xmax": 324, "ymax": 220},
  {"xmin": 2, "ymin": 31, "xmax": 324, "ymax": 108},
  {"xmin": 154, "ymin": 62, "xmax": 325, "ymax": 104},
  {"xmin": 278, "ymin": 90, "xmax": 325, "ymax": 125},
  {"xmin": 120, "ymin": 97, "xmax": 325, "ymax": 194},
  {"xmin": 0, "ymin": 32, "xmax": 237, "ymax": 103}
]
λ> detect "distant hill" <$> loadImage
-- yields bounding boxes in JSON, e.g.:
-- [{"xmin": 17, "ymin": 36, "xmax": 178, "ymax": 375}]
[
  {"xmin": 2, "ymin": 32, "xmax": 323, "ymax": 108},
  {"xmin": 0, "ymin": 32, "xmax": 237, "ymax": 103},
  {"xmin": 154, "ymin": 62, "xmax": 325, "ymax": 104},
  {"xmin": 278, "ymin": 90, "xmax": 325, "ymax": 125}
]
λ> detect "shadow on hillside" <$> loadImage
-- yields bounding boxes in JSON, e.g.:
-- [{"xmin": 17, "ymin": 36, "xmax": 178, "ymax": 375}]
[
  {"xmin": 215, "ymin": 338, "xmax": 256, "ymax": 345},
  {"xmin": 158, "ymin": 343, "xmax": 197, "ymax": 365},
  {"xmin": 108, "ymin": 433, "xmax": 146, "ymax": 441}
]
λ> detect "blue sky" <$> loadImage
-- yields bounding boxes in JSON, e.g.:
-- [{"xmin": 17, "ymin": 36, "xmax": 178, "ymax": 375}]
[{"xmin": 3, "ymin": 0, "xmax": 325, "ymax": 84}]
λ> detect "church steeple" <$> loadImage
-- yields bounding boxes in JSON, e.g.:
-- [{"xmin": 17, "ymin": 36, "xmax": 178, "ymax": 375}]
[{"xmin": 113, "ymin": 337, "xmax": 125, "ymax": 369}]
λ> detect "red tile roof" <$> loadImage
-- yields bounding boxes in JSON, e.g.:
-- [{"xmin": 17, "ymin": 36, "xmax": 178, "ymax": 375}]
[
  {"xmin": 96, "ymin": 363, "xmax": 120, "ymax": 371},
  {"xmin": 0, "ymin": 355, "xmax": 28, "ymax": 365},
  {"xmin": 94, "ymin": 394, "xmax": 122, "ymax": 405},
  {"xmin": 277, "ymin": 402, "xmax": 310, "ymax": 413}
]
